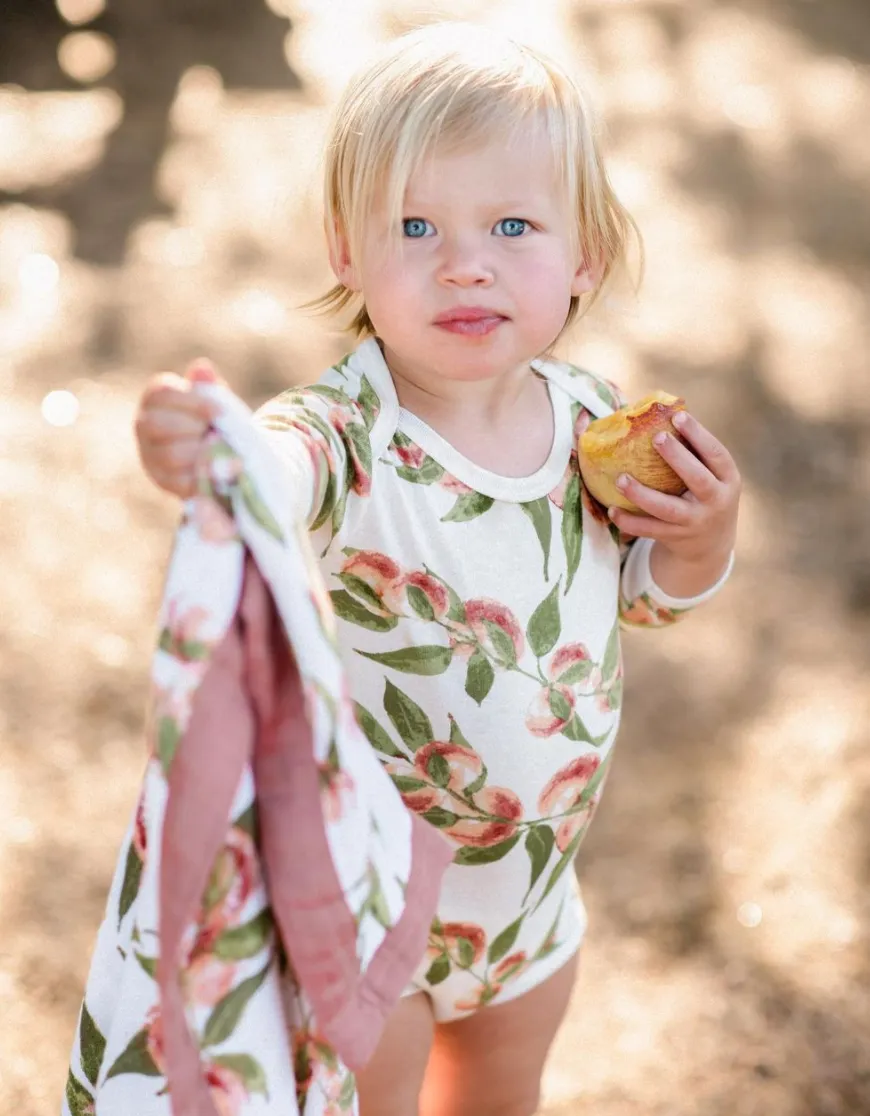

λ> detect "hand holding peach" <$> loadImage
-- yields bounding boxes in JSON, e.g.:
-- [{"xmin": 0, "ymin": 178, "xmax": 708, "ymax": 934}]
[
  {"xmin": 579, "ymin": 394, "xmax": 742, "ymax": 598},
  {"xmin": 578, "ymin": 392, "xmax": 688, "ymax": 513}
]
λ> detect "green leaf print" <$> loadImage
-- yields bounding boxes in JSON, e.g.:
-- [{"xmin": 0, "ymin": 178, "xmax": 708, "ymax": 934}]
[
  {"xmin": 453, "ymin": 834, "xmax": 521, "ymax": 866},
  {"xmin": 422, "ymin": 806, "xmax": 460, "ymax": 828},
  {"xmin": 484, "ymin": 620, "xmax": 518, "ymax": 667},
  {"xmin": 211, "ymin": 1054, "xmax": 269, "ymax": 1097},
  {"xmin": 357, "ymin": 375, "xmax": 380, "ymax": 432},
  {"xmin": 117, "ymin": 841, "xmax": 143, "ymax": 927},
  {"xmin": 579, "ymin": 750, "xmax": 613, "ymax": 807},
  {"xmin": 601, "ymin": 618, "xmax": 621, "ymax": 683},
  {"xmin": 561, "ymin": 714, "xmax": 610, "ymax": 747},
  {"xmin": 527, "ymin": 580, "xmax": 562, "ymax": 659},
  {"xmin": 406, "ymin": 585, "xmax": 435, "ymax": 620},
  {"xmin": 157, "ymin": 716, "xmax": 181, "ymax": 771},
  {"xmin": 65, "ymin": 1071, "xmax": 95, "ymax": 1116},
  {"xmin": 203, "ymin": 965, "xmax": 270, "ymax": 1049},
  {"xmin": 391, "ymin": 775, "xmax": 429, "ymax": 794},
  {"xmin": 465, "ymin": 650, "xmax": 495, "ymax": 705},
  {"xmin": 426, "ymin": 751, "xmax": 451, "ymax": 788},
  {"xmin": 233, "ymin": 804, "xmax": 259, "ymax": 841},
  {"xmin": 557, "ymin": 658, "xmax": 595, "ymax": 685},
  {"xmin": 358, "ymin": 645, "xmax": 454, "ymax": 675},
  {"xmin": 338, "ymin": 573, "xmax": 387, "ymax": 612},
  {"xmin": 487, "ymin": 915, "xmax": 524, "ymax": 965},
  {"xmin": 441, "ymin": 492, "xmax": 495, "ymax": 523},
  {"xmin": 537, "ymin": 828, "xmax": 585, "ymax": 909},
  {"xmin": 105, "ymin": 1027, "xmax": 161, "ymax": 1080},
  {"xmin": 456, "ymin": 936, "xmax": 476, "ymax": 968},
  {"xmin": 311, "ymin": 466, "xmax": 338, "ymax": 532},
  {"xmin": 306, "ymin": 383, "xmax": 354, "ymax": 405},
  {"xmin": 134, "ymin": 952, "xmax": 158, "ymax": 979},
  {"xmin": 549, "ymin": 688, "xmax": 573, "ymax": 722},
  {"xmin": 214, "ymin": 910, "xmax": 273, "ymax": 961},
  {"xmin": 329, "ymin": 590, "xmax": 398, "ymax": 632},
  {"xmin": 79, "ymin": 1001, "xmax": 107, "ymax": 1087},
  {"xmin": 339, "ymin": 1069, "xmax": 357, "ymax": 1109},
  {"xmin": 384, "ymin": 679, "xmax": 434, "ymax": 751},
  {"xmin": 424, "ymin": 954, "xmax": 451, "ymax": 986},
  {"xmin": 353, "ymin": 702, "xmax": 402, "ymax": 756},
  {"xmin": 561, "ymin": 472, "xmax": 583, "ymax": 594},
  {"xmin": 524, "ymin": 825, "xmax": 556, "ymax": 900},
  {"xmin": 238, "ymin": 473, "xmax": 284, "ymax": 541},
  {"xmin": 343, "ymin": 417, "xmax": 373, "ymax": 480},
  {"xmin": 519, "ymin": 498, "xmax": 552, "ymax": 581}
]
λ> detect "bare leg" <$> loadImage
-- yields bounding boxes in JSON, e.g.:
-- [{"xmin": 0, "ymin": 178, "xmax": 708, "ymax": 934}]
[
  {"xmin": 356, "ymin": 991, "xmax": 434, "ymax": 1116},
  {"xmin": 419, "ymin": 951, "xmax": 579, "ymax": 1116}
]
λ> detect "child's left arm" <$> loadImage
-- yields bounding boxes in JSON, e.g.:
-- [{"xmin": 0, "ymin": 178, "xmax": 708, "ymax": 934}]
[{"xmin": 611, "ymin": 409, "xmax": 740, "ymax": 625}]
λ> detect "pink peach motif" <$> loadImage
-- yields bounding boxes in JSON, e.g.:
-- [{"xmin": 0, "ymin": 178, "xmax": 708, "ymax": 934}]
[
  {"xmin": 538, "ymin": 754, "xmax": 601, "ymax": 817},
  {"xmin": 202, "ymin": 827, "xmax": 260, "ymax": 930},
  {"xmin": 392, "ymin": 440, "xmax": 427, "ymax": 470},
  {"xmin": 182, "ymin": 932, "xmax": 236, "ymax": 1007},
  {"xmin": 440, "ymin": 473, "xmax": 474, "ymax": 495},
  {"xmin": 204, "ymin": 1060, "xmax": 249, "ymax": 1116},
  {"xmin": 328, "ymin": 405, "xmax": 371, "ymax": 497},
  {"xmin": 133, "ymin": 793, "xmax": 148, "ymax": 861},
  {"xmin": 464, "ymin": 599, "xmax": 524, "ymax": 666},
  {"xmin": 318, "ymin": 764, "xmax": 356, "ymax": 823},
  {"xmin": 547, "ymin": 643, "xmax": 601, "ymax": 695},
  {"xmin": 525, "ymin": 684, "xmax": 575, "ymax": 738},
  {"xmin": 443, "ymin": 785, "xmax": 523, "ymax": 848},
  {"xmin": 381, "ymin": 570, "xmax": 451, "ymax": 621},
  {"xmin": 414, "ymin": 740, "xmax": 484, "ymax": 793},
  {"xmin": 340, "ymin": 551, "xmax": 401, "ymax": 615},
  {"xmin": 165, "ymin": 601, "xmax": 212, "ymax": 651},
  {"xmin": 428, "ymin": 921, "xmax": 487, "ymax": 967},
  {"xmin": 192, "ymin": 495, "xmax": 238, "ymax": 543},
  {"xmin": 492, "ymin": 950, "xmax": 530, "ymax": 985},
  {"xmin": 144, "ymin": 1005, "xmax": 166, "ymax": 1074},
  {"xmin": 454, "ymin": 981, "xmax": 502, "ymax": 1013},
  {"xmin": 553, "ymin": 802, "xmax": 596, "ymax": 852},
  {"xmin": 621, "ymin": 593, "xmax": 680, "ymax": 627},
  {"xmin": 384, "ymin": 757, "xmax": 445, "ymax": 814}
]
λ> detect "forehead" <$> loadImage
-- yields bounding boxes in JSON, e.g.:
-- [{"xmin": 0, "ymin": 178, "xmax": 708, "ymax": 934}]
[{"xmin": 404, "ymin": 119, "xmax": 562, "ymax": 206}]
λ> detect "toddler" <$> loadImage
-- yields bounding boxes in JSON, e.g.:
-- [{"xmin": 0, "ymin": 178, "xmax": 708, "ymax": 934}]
[{"xmin": 135, "ymin": 22, "xmax": 740, "ymax": 1116}]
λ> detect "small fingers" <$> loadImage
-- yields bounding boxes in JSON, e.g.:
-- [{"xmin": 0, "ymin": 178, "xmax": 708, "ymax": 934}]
[
  {"xmin": 136, "ymin": 408, "xmax": 214, "ymax": 445},
  {"xmin": 651, "ymin": 431, "xmax": 719, "ymax": 502},
  {"xmin": 672, "ymin": 412, "xmax": 740, "ymax": 486},
  {"xmin": 613, "ymin": 474, "xmax": 696, "ymax": 525}
]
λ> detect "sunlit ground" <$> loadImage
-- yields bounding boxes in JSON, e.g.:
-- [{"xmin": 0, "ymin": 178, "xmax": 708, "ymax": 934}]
[{"xmin": 2, "ymin": 1, "xmax": 870, "ymax": 1113}]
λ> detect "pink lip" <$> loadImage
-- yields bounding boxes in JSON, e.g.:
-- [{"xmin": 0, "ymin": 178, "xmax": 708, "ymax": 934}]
[{"xmin": 434, "ymin": 307, "xmax": 508, "ymax": 337}]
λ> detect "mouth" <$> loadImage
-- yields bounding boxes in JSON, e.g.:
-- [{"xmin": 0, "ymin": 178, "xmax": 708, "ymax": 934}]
[{"xmin": 433, "ymin": 307, "xmax": 509, "ymax": 338}]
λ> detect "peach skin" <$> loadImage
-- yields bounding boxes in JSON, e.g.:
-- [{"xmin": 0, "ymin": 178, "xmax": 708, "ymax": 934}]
[{"xmin": 578, "ymin": 391, "xmax": 688, "ymax": 513}]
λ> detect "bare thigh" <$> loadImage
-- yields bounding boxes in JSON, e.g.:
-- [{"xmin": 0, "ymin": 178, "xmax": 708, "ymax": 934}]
[
  {"xmin": 356, "ymin": 991, "xmax": 434, "ymax": 1116},
  {"xmin": 419, "ymin": 950, "xmax": 579, "ymax": 1116}
]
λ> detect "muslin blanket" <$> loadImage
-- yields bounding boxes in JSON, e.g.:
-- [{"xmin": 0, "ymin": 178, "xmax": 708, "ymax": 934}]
[{"xmin": 63, "ymin": 386, "xmax": 453, "ymax": 1116}]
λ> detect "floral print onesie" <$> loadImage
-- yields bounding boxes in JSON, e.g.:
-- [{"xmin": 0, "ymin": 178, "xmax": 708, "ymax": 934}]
[{"xmin": 257, "ymin": 338, "xmax": 731, "ymax": 1022}]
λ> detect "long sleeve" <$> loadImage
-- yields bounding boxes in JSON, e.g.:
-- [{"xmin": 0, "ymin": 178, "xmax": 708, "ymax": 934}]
[
  {"xmin": 619, "ymin": 536, "xmax": 734, "ymax": 628},
  {"xmin": 255, "ymin": 379, "xmax": 376, "ymax": 545}
]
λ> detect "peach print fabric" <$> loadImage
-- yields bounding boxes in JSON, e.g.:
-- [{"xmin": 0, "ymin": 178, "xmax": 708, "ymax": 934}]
[{"xmin": 64, "ymin": 390, "xmax": 452, "ymax": 1116}]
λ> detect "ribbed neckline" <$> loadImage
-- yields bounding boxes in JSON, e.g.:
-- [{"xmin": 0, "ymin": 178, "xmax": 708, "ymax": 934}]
[{"xmin": 353, "ymin": 339, "xmax": 573, "ymax": 503}]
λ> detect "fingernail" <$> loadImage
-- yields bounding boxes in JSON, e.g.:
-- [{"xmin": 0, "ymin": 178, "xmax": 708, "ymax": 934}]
[
  {"xmin": 616, "ymin": 474, "xmax": 629, "ymax": 489},
  {"xmin": 607, "ymin": 507, "xmax": 618, "ymax": 519},
  {"xmin": 673, "ymin": 411, "xmax": 687, "ymax": 427},
  {"xmin": 653, "ymin": 432, "xmax": 668, "ymax": 447}
]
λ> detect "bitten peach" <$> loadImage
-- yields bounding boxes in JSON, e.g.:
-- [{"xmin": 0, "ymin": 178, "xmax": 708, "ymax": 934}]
[{"xmin": 578, "ymin": 391, "xmax": 688, "ymax": 512}]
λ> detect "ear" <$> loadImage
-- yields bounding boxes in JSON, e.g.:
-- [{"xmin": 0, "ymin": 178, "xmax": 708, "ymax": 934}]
[
  {"xmin": 570, "ymin": 255, "xmax": 603, "ymax": 298},
  {"xmin": 328, "ymin": 225, "xmax": 362, "ymax": 292}
]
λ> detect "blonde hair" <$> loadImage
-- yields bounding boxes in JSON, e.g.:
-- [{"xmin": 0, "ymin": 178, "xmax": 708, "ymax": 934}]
[{"xmin": 310, "ymin": 22, "xmax": 641, "ymax": 339}]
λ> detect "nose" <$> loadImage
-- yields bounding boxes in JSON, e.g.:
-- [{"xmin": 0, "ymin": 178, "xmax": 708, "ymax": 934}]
[{"xmin": 435, "ymin": 236, "xmax": 494, "ymax": 288}]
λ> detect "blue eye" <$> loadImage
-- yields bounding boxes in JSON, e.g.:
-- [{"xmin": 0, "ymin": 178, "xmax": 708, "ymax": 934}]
[
  {"xmin": 495, "ymin": 218, "xmax": 528, "ymax": 237},
  {"xmin": 403, "ymin": 218, "xmax": 435, "ymax": 238}
]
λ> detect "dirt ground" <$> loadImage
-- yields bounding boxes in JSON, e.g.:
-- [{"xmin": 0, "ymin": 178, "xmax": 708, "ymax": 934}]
[{"xmin": 2, "ymin": 1, "xmax": 870, "ymax": 1113}]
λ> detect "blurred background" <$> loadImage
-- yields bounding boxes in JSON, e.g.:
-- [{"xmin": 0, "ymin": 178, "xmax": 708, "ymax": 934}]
[{"xmin": 2, "ymin": 0, "xmax": 869, "ymax": 1113}]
